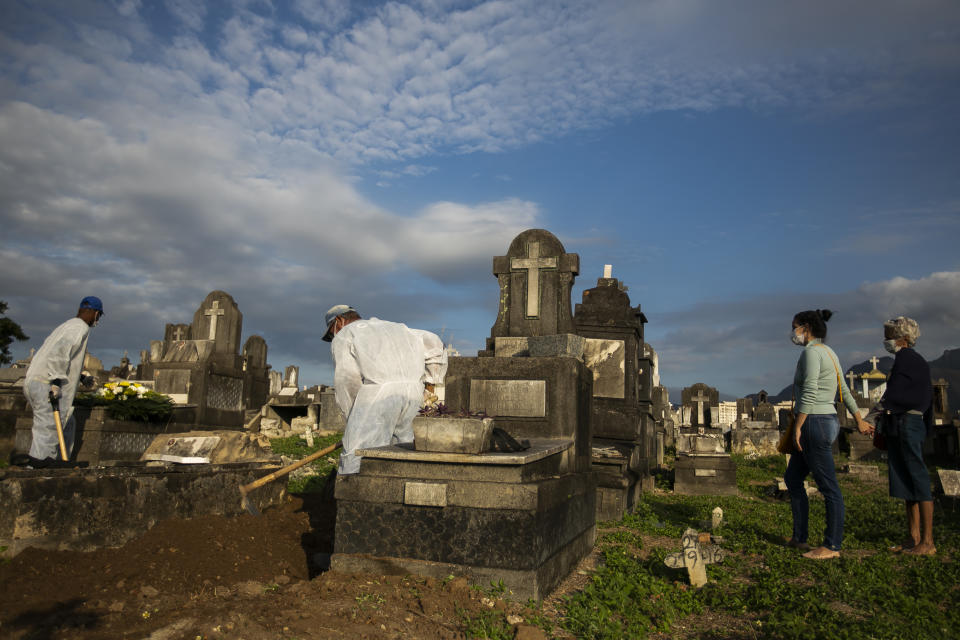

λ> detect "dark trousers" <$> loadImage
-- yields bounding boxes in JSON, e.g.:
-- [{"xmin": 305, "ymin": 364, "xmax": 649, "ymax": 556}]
[{"xmin": 785, "ymin": 414, "xmax": 845, "ymax": 551}]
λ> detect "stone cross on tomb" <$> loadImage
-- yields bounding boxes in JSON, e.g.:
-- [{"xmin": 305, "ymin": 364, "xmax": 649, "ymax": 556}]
[
  {"xmin": 846, "ymin": 370, "xmax": 858, "ymax": 392},
  {"xmin": 204, "ymin": 301, "xmax": 225, "ymax": 340},
  {"xmin": 664, "ymin": 528, "xmax": 724, "ymax": 588},
  {"xmin": 511, "ymin": 241, "xmax": 557, "ymax": 318},
  {"xmin": 172, "ymin": 326, "xmax": 187, "ymax": 341},
  {"xmin": 869, "ymin": 356, "xmax": 880, "ymax": 371},
  {"xmin": 692, "ymin": 389, "xmax": 709, "ymax": 426}
]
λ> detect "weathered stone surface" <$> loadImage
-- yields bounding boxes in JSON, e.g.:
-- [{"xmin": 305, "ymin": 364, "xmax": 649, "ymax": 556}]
[
  {"xmin": 403, "ymin": 481, "xmax": 448, "ymax": 507},
  {"xmin": 484, "ymin": 229, "xmax": 579, "ymax": 353},
  {"xmin": 469, "ymin": 380, "xmax": 546, "ymax": 418},
  {"xmin": 674, "ymin": 454, "xmax": 738, "ymax": 496},
  {"xmin": 141, "ymin": 430, "xmax": 278, "ymax": 464},
  {"xmin": 938, "ymin": 469, "xmax": 960, "ymax": 496},
  {"xmin": 732, "ymin": 422, "xmax": 780, "ymax": 455},
  {"xmin": 844, "ymin": 463, "xmax": 880, "ymax": 477},
  {"xmin": 446, "ymin": 356, "xmax": 592, "ymax": 474},
  {"xmin": 412, "ymin": 416, "xmax": 494, "ymax": 454},
  {"xmin": 582, "ymin": 338, "xmax": 626, "ymax": 399},
  {"xmin": 0, "ymin": 462, "xmax": 285, "ymax": 557}
]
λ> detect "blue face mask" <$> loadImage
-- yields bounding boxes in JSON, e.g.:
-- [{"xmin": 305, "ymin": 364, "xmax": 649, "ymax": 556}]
[{"xmin": 883, "ymin": 339, "xmax": 901, "ymax": 354}]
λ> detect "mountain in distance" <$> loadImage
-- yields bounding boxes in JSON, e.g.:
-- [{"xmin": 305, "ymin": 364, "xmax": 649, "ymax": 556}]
[{"xmin": 745, "ymin": 348, "xmax": 960, "ymax": 412}]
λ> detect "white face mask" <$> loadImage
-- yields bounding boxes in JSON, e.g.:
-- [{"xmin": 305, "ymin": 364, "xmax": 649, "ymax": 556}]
[
  {"xmin": 883, "ymin": 339, "xmax": 901, "ymax": 354},
  {"xmin": 791, "ymin": 329, "xmax": 806, "ymax": 346}
]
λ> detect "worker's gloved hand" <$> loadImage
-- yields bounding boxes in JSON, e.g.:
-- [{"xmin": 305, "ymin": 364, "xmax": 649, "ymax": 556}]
[{"xmin": 49, "ymin": 384, "xmax": 62, "ymax": 400}]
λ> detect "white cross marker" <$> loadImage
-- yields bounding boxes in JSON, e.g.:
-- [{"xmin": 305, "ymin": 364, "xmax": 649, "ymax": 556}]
[
  {"xmin": 846, "ymin": 370, "xmax": 857, "ymax": 391},
  {"xmin": 869, "ymin": 356, "xmax": 880, "ymax": 370},
  {"xmin": 204, "ymin": 301, "xmax": 225, "ymax": 340},
  {"xmin": 510, "ymin": 241, "xmax": 558, "ymax": 318},
  {"xmin": 172, "ymin": 326, "xmax": 186, "ymax": 340}
]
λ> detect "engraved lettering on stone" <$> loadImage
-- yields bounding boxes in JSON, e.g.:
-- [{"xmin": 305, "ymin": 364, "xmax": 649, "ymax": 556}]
[
  {"xmin": 469, "ymin": 380, "xmax": 546, "ymax": 417},
  {"xmin": 511, "ymin": 241, "xmax": 557, "ymax": 318}
]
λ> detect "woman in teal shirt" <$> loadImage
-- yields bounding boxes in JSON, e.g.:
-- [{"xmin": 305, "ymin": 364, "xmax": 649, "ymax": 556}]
[{"xmin": 785, "ymin": 309, "xmax": 873, "ymax": 559}]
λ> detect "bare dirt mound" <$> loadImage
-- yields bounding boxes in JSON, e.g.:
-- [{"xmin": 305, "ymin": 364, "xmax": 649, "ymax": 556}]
[{"xmin": 0, "ymin": 495, "xmax": 552, "ymax": 639}]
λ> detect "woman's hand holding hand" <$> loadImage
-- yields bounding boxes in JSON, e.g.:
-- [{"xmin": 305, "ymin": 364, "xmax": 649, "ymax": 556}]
[{"xmin": 856, "ymin": 417, "xmax": 874, "ymax": 436}]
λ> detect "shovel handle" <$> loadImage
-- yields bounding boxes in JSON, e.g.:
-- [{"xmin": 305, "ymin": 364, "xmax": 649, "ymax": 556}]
[
  {"xmin": 241, "ymin": 441, "xmax": 342, "ymax": 494},
  {"xmin": 49, "ymin": 395, "xmax": 69, "ymax": 462}
]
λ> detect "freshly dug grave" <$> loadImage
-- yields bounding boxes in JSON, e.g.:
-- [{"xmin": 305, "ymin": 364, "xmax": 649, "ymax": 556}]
[{"xmin": 0, "ymin": 494, "xmax": 566, "ymax": 639}]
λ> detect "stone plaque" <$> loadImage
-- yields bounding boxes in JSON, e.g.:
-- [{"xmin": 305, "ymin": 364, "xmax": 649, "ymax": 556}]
[
  {"xmin": 938, "ymin": 469, "xmax": 960, "ymax": 497},
  {"xmin": 583, "ymin": 338, "xmax": 625, "ymax": 399},
  {"xmin": 694, "ymin": 468, "xmax": 718, "ymax": 477},
  {"xmin": 404, "ymin": 482, "xmax": 447, "ymax": 507},
  {"xmin": 469, "ymin": 380, "xmax": 546, "ymax": 417},
  {"xmin": 155, "ymin": 369, "xmax": 191, "ymax": 395}
]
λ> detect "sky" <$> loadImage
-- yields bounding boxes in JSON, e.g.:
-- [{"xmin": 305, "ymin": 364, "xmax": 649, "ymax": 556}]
[{"xmin": 1, "ymin": 0, "xmax": 959, "ymax": 401}]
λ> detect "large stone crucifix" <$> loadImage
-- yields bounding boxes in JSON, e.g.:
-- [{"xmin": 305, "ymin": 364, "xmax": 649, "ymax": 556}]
[
  {"xmin": 204, "ymin": 301, "xmax": 225, "ymax": 340},
  {"xmin": 692, "ymin": 390, "xmax": 709, "ymax": 427},
  {"xmin": 511, "ymin": 241, "xmax": 557, "ymax": 318}
]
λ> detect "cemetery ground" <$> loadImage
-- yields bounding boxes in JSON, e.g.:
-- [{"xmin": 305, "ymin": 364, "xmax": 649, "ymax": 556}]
[{"xmin": 1, "ymin": 440, "xmax": 958, "ymax": 640}]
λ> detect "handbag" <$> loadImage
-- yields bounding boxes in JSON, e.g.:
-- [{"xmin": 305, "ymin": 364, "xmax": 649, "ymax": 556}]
[{"xmin": 778, "ymin": 344, "xmax": 845, "ymax": 455}]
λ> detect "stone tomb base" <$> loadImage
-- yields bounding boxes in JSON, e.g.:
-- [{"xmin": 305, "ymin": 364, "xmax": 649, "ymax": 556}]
[
  {"xmin": 674, "ymin": 453, "xmax": 738, "ymax": 496},
  {"xmin": 593, "ymin": 440, "xmax": 647, "ymax": 522},
  {"xmin": 846, "ymin": 431, "xmax": 884, "ymax": 461},
  {"xmin": 0, "ymin": 461, "xmax": 285, "ymax": 557},
  {"xmin": 15, "ymin": 405, "xmax": 198, "ymax": 465},
  {"xmin": 331, "ymin": 440, "xmax": 596, "ymax": 601}
]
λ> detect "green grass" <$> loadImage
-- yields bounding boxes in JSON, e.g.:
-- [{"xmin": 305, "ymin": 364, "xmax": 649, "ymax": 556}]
[
  {"xmin": 561, "ymin": 454, "xmax": 960, "ymax": 640},
  {"xmin": 268, "ymin": 433, "xmax": 342, "ymax": 494}
]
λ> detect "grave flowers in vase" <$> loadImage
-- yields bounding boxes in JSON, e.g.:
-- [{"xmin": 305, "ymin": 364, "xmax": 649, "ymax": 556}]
[{"xmin": 75, "ymin": 381, "xmax": 175, "ymax": 422}]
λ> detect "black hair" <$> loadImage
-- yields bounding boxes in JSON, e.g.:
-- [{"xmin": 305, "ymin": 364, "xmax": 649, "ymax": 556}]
[{"xmin": 793, "ymin": 309, "xmax": 833, "ymax": 339}]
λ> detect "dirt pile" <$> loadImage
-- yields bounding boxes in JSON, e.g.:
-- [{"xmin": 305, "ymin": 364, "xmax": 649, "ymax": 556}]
[{"xmin": 0, "ymin": 495, "xmax": 560, "ymax": 639}]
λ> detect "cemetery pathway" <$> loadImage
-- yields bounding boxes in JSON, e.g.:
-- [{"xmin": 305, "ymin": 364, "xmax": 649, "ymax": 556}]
[{"xmin": 0, "ymin": 495, "xmax": 553, "ymax": 640}]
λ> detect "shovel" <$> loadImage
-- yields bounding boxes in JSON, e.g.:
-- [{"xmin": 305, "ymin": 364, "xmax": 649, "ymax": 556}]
[
  {"xmin": 239, "ymin": 441, "xmax": 342, "ymax": 516},
  {"xmin": 48, "ymin": 391, "xmax": 69, "ymax": 461}
]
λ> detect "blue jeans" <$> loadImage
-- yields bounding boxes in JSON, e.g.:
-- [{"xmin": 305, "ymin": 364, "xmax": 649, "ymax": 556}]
[
  {"xmin": 887, "ymin": 413, "xmax": 933, "ymax": 502},
  {"xmin": 785, "ymin": 414, "xmax": 845, "ymax": 551}
]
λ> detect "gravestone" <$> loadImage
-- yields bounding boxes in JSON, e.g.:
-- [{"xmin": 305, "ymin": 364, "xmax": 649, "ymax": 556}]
[
  {"xmin": 332, "ymin": 229, "xmax": 595, "ymax": 600},
  {"xmin": 676, "ymin": 383, "xmax": 735, "ymax": 495},
  {"xmin": 481, "ymin": 229, "xmax": 579, "ymax": 355},
  {"xmin": 574, "ymin": 266, "xmax": 655, "ymax": 519},
  {"xmin": 140, "ymin": 291, "xmax": 271, "ymax": 427},
  {"xmin": 663, "ymin": 528, "xmax": 724, "ymax": 588}
]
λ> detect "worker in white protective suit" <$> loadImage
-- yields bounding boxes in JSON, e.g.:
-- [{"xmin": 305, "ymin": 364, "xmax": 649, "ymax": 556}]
[
  {"xmin": 23, "ymin": 296, "xmax": 103, "ymax": 462},
  {"xmin": 323, "ymin": 305, "xmax": 448, "ymax": 474}
]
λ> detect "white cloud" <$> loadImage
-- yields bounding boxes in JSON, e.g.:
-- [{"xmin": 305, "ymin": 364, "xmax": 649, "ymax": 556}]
[{"xmin": 165, "ymin": 0, "xmax": 206, "ymax": 32}]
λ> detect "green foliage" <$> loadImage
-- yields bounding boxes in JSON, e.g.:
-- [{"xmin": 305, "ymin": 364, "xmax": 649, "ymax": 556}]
[
  {"xmin": 75, "ymin": 385, "xmax": 175, "ymax": 422},
  {"xmin": 269, "ymin": 433, "xmax": 342, "ymax": 494},
  {"xmin": 456, "ymin": 606, "xmax": 513, "ymax": 640},
  {"xmin": 0, "ymin": 300, "xmax": 29, "ymax": 366},
  {"xmin": 560, "ymin": 456, "xmax": 960, "ymax": 639}
]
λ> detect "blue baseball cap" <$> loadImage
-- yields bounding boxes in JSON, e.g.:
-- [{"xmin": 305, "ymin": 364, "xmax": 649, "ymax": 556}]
[{"xmin": 79, "ymin": 296, "xmax": 104, "ymax": 315}]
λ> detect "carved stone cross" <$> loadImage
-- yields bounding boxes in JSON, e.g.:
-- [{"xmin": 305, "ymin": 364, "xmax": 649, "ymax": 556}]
[
  {"xmin": 664, "ymin": 528, "xmax": 724, "ymax": 588},
  {"xmin": 172, "ymin": 326, "xmax": 187, "ymax": 341},
  {"xmin": 846, "ymin": 370, "xmax": 857, "ymax": 391},
  {"xmin": 204, "ymin": 301, "xmax": 225, "ymax": 340},
  {"xmin": 869, "ymin": 356, "xmax": 880, "ymax": 371},
  {"xmin": 692, "ymin": 390, "xmax": 709, "ymax": 426},
  {"xmin": 511, "ymin": 241, "xmax": 557, "ymax": 318}
]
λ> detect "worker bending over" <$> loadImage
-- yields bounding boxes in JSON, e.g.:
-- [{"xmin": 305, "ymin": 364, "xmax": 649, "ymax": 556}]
[{"xmin": 323, "ymin": 305, "xmax": 447, "ymax": 474}]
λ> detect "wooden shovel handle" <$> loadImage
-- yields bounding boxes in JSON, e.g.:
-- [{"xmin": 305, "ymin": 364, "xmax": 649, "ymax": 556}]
[
  {"xmin": 241, "ymin": 441, "xmax": 342, "ymax": 493},
  {"xmin": 52, "ymin": 408, "xmax": 69, "ymax": 461}
]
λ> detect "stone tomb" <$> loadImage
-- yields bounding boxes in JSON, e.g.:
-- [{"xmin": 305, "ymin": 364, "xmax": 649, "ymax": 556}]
[
  {"xmin": 140, "ymin": 291, "xmax": 272, "ymax": 427},
  {"xmin": 574, "ymin": 266, "xmax": 655, "ymax": 520},
  {"xmin": 675, "ymin": 383, "xmax": 736, "ymax": 495},
  {"xmin": 331, "ymin": 229, "xmax": 596, "ymax": 600}
]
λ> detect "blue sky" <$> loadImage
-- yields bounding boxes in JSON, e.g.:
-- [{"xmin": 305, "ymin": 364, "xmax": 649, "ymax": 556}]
[{"xmin": 1, "ymin": 0, "xmax": 959, "ymax": 400}]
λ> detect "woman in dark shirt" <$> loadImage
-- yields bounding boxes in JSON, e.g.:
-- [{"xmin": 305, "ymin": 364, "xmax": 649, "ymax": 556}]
[{"xmin": 881, "ymin": 316, "xmax": 935, "ymax": 555}]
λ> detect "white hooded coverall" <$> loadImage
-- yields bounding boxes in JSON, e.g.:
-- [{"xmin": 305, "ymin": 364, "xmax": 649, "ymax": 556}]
[
  {"xmin": 332, "ymin": 318, "xmax": 448, "ymax": 474},
  {"xmin": 23, "ymin": 317, "xmax": 91, "ymax": 459}
]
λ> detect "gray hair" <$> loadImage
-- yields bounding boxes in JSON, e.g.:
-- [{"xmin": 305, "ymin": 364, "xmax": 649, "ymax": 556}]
[{"xmin": 884, "ymin": 316, "xmax": 921, "ymax": 346}]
